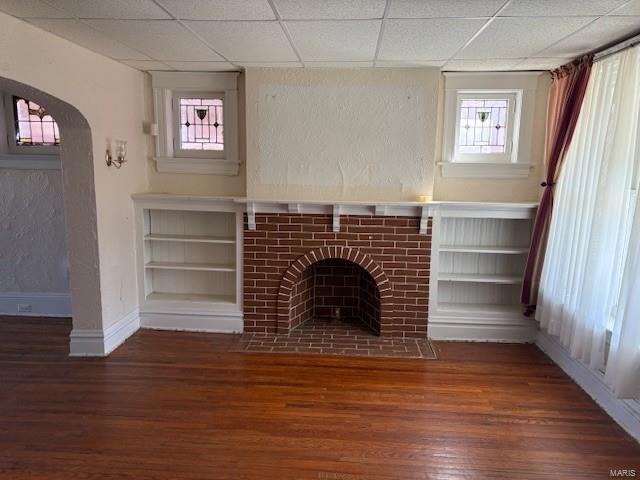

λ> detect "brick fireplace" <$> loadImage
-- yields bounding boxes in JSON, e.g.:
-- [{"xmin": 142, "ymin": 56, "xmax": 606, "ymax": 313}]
[{"xmin": 243, "ymin": 213, "xmax": 431, "ymax": 338}]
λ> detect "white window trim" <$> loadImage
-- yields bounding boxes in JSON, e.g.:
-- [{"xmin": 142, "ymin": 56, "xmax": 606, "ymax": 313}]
[
  {"xmin": 440, "ymin": 72, "xmax": 541, "ymax": 179},
  {"xmin": 151, "ymin": 71, "xmax": 240, "ymax": 176}
]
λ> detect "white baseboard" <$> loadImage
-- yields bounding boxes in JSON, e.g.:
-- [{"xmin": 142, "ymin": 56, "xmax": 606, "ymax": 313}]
[
  {"xmin": 140, "ymin": 311, "xmax": 243, "ymax": 333},
  {"xmin": 428, "ymin": 319, "xmax": 536, "ymax": 343},
  {"xmin": 536, "ymin": 329, "xmax": 640, "ymax": 442},
  {"xmin": 0, "ymin": 292, "xmax": 71, "ymax": 317},
  {"xmin": 69, "ymin": 309, "xmax": 140, "ymax": 357}
]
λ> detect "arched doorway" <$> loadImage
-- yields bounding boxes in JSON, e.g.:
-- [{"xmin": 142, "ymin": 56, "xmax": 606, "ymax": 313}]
[{"xmin": 0, "ymin": 76, "xmax": 102, "ymax": 342}]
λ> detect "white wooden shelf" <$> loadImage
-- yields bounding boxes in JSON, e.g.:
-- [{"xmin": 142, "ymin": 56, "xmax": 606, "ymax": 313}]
[
  {"xmin": 439, "ymin": 245, "xmax": 529, "ymax": 255},
  {"xmin": 438, "ymin": 302, "xmax": 522, "ymax": 315},
  {"xmin": 429, "ymin": 203, "xmax": 536, "ymax": 342},
  {"xmin": 134, "ymin": 199, "xmax": 244, "ymax": 333},
  {"xmin": 145, "ymin": 261, "xmax": 236, "ymax": 272},
  {"xmin": 146, "ymin": 292, "xmax": 236, "ymax": 304},
  {"xmin": 439, "ymin": 273, "xmax": 522, "ymax": 284},
  {"xmin": 145, "ymin": 233, "xmax": 235, "ymax": 244}
]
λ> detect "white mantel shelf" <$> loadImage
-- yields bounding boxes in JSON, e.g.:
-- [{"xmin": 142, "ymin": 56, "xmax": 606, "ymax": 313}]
[{"xmin": 131, "ymin": 193, "xmax": 538, "ymax": 234}]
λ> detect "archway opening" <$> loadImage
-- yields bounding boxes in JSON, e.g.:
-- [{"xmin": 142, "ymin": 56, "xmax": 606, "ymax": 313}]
[{"xmin": 0, "ymin": 76, "xmax": 101, "ymax": 345}]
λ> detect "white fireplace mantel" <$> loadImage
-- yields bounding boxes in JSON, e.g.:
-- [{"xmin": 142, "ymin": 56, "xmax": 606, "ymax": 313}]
[{"xmin": 131, "ymin": 193, "xmax": 538, "ymax": 235}]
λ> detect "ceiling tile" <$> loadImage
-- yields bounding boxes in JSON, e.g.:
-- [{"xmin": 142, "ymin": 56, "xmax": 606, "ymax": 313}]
[
  {"xmin": 389, "ymin": 0, "xmax": 505, "ymax": 18},
  {"xmin": 237, "ymin": 61, "xmax": 304, "ymax": 67},
  {"xmin": 163, "ymin": 61, "xmax": 239, "ymax": 71},
  {"xmin": 186, "ymin": 21, "xmax": 297, "ymax": 62},
  {"xmin": 120, "ymin": 60, "xmax": 173, "ymax": 70},
  {"xmin": 286, "ymin": 20, "xmax": 380, "ymax": 61},
  {"xmin": 305, "ymin": 61, "xmax": 374, "ymax": 67},
  {"xmin": 457, "ymin": 17, "xmax": 595, "ymax": 59},
  {"xmin": 375, "ymin": 60, "xmax": 445, "ymax": 67},
  {"xmin": 611, "ymin": 0, "xmax": 640, "ymax": 15},
  {"xmin": 500, "ymin": 0, "xmax": 628, "ymax": 17},
  {"xmin": 26, "ymin": 18, "xmax": 150, "ymax": 60},
  {"xmin": 52, "ymin": 0, "xmax": 170, "ymax": 19},
  {"xmin": 540, "ymin": 16, "xmax": 640, "ymax": 57},
  {"xmin": 0, "ymin": 0, "xmax": 69, "ymax": 18},
  {"xmin": 513, "ymin": 57, "xmax": 571, "ymax": 70},
  {"xmin": 379, "ymin": 19, "xmax": 486, "ymax": 61},
  {"xmin": 274, "ymin": 0, "xmax": 386, "ymax": 19},
  {"xmin": 156, "ymin": 0, "xmax": 275, "ymax": 20},
  {"xmin": 85, "ymin": 20, "xmax": 223, "ymax": 61},
  {"xmin": 444, "ymin": 58, "xmax": 525, "ymax": 71}
]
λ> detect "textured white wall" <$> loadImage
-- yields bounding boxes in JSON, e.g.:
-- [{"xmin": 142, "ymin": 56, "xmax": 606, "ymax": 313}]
[
  {"xmin": 0, "ymin": 13, "xmax": 148, "ymax": 330},
  {"xmin": 245, "ymin": 68, "xmax": 440, "ymax": 201},
  {"xmin": 0, "ymin": 169, "xmax": 69, "ymax": 293}
]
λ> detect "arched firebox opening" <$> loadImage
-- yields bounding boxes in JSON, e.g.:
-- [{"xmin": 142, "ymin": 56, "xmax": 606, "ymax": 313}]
[
  {"xmin": 290, "ymin": 258, "xmax": 381, "ymax": 334},
  {"xmin": 277, "ymin": 247, "xmax": 393, "ymax": 335}
]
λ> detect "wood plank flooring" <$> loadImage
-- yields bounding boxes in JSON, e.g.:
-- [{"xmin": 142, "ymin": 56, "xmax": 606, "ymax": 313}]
[{"xmin": 1, "ymin": 316, "xmax": 638, "ymax": 479}]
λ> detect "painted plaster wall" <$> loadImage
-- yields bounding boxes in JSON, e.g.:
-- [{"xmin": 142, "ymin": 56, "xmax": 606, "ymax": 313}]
[
  {"xmin": 0, "ymin": 93, "xmax": 69, "ymax": 297},
  {"xmin": 245, "ymin": 68, "xmax": 440, "ymax": 202},
  {"xmin": 0, "ymin": 13, "xmax": 148, "ymax": 330},
  {"xmin": 0, "ymin": 169, "xmax": 69, "ymax": 293},
  {"xmin": 244, "ymin": 67, "xmax": 547, "ymax": 203}
]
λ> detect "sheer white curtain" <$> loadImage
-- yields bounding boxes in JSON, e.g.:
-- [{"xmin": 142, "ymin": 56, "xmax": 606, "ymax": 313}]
[{"xmin": 536, "ymin": 46, "xmax": 640, "ymax": 398}]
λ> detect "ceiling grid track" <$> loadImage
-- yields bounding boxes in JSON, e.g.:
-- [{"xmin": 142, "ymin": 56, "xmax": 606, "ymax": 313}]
[
  {"xmin": 373, "ymin": 0, "xmax": 392, "ymax": 67},
  {"xmin": 267, "ymin": 0, "xmax": 305, "ymax": 68}
]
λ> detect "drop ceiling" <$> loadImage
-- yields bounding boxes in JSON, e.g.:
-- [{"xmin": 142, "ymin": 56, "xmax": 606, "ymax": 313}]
[{"xmin": 1, "ymin": 0, "xmax": 638, "ymax": 72}]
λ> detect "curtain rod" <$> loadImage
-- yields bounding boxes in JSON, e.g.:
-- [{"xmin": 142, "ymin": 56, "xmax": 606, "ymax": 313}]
[{"xmin": 593, "ymin": 31, "xmax": 640, "ymax": 62}]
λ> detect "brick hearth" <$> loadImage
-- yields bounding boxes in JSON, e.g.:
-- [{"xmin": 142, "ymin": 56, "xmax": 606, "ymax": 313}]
[{"xmin": 243, "ymin": 214, "xmax": 431, "ymax": 337}]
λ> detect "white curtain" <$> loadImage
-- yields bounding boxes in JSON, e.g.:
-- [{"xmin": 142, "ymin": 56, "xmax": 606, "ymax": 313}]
[{"xmin": 536, "ymin": 46, "xmax": 640, "ymax": 398}]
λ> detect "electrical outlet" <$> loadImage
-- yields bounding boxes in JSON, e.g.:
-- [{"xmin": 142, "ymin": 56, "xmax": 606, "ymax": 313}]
[{"xmin": 18, "ymin": 304, "xmax": 32, "ymax": 313}]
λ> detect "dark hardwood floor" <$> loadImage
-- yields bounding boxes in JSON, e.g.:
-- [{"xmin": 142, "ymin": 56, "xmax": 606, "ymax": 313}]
[{"xmin": 1, "ymin": 316, "xmax": 638, "ymax": 479}]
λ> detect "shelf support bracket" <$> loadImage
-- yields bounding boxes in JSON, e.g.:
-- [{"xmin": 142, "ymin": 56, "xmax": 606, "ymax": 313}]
[
  {"xmin": 333, "ymin": 204, "xmax": 341, "ymax": 233},
  {"xmin": 374, "ymin": 205, "xmax": 387, "ymax": 216},
  {"xmin": 288, "ymin": 203, "xmax": 302, "ymax": 214},
  {"xmin": 247, "ymin": 202, "xmax": 256, "ymax": 231},
  {"xmin": 419, "ymin": 206, "xmax": 429, "ymax": 235}
]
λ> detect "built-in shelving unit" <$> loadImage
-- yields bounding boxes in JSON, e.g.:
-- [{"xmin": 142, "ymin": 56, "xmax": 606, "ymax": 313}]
[
  {"xmin": 133, "ymin": 194, "xmax": 243, "ymax": 333},
  {"xmin": 428, "ymin": 202, "xmax": 538, "ymax": 342}
]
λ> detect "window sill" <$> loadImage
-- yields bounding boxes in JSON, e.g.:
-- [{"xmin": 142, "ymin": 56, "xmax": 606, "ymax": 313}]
[
  {"xmin": 438, "ymin": 161, "xmax": 533, "ymax": 179},
  {"xmin": 0, "ymin": 154, "xmax": 60, "ymax": 170},
  {"xmin": 154, "ymin": 156, "xmax": 240, "ymax": 175}
]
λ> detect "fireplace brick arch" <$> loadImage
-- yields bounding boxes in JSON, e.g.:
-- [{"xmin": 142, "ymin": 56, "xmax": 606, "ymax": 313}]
[{"xmin": 277, "ymin": 246, "xmax": 393, "ymax": 334}]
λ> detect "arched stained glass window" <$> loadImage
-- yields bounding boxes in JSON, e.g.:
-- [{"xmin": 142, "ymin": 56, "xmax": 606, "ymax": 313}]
[{"xmin": 13, "ymin": 96, "xmax": 60, "ymax": 146}]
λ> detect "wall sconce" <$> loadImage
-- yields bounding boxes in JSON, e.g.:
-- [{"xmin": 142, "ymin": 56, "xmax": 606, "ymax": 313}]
[{"xmin": 106, "ymin": 139, "xmax": 127, "ymax": 168}]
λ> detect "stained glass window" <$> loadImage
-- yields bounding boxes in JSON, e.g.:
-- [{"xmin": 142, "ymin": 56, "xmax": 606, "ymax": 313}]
[
  {"xmin": 13, "ymin": 97, "xmax": 60, "ymax": 146},
  {"xmin": 458, "ymin": 98, "xmax": 508, "ymax": 154},
  {"xmin": 179, "ymin": 97, "xmax": 224, "ymax": 151}
]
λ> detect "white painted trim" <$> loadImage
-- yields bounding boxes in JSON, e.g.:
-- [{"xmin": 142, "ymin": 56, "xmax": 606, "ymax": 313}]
[
  {"xmin": 419, "ymin": 205, "xmax": 430, "ymax": 234},
  {"xmin": 438, "ymin": 162, "xmax": 533, "ymax": 179},
  {"xmin": 0, "ymin": 153, "xmax": 60, "ymax": 170},
  {"xmin": 140, "ymin": 311, "xmax": 243, "ymax": 333},
  {"xmin": 0, "ymin": 292, "xmax": 71, "ymax": 316},
  {"xmin": 154, "ymin": 156, "xmax": 240, "ymax": 175},
  {"xmin": 69, "ymin": 309, "xmax": 140, "ymax": 357},
  {"xmin": 333, "ymin": 204, "xmax": 341, "ymax": 232},
  {"xmin": 150, "ymin": 72, "xmax": 240, "ymax": 176},
  {"xmin": 428, "ymin": 316, "xmax": 536, "ymax": 343},
  {"xmin": 536, "ymin": 329, "xmax": 640, "ymax": 442},
  {"xmin": 132, "ymin": 194, "xmax": 537, "ymax": 215}
]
